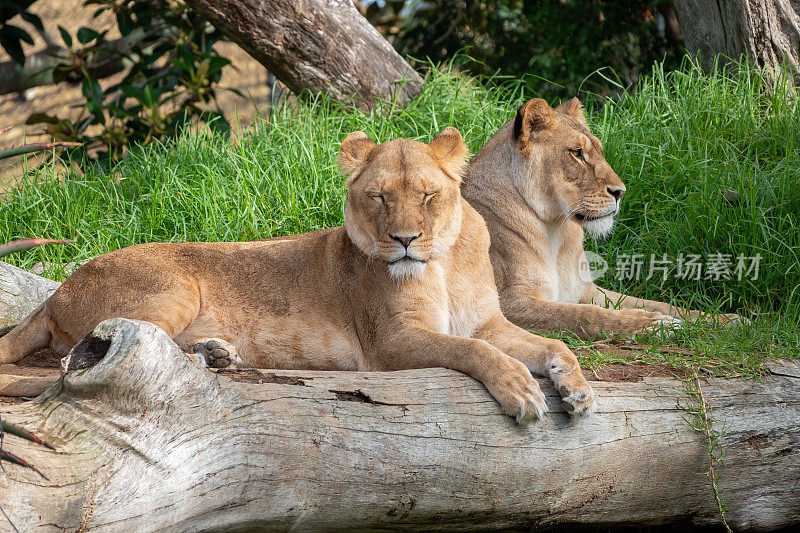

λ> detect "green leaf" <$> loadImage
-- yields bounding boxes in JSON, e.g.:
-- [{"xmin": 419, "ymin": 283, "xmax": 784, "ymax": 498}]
[
  {"xmin": 20, "ymin": 10, "xmax": 44, "ymax": 32},
  {"xmin": 82, "ymin": 77, "xmax": 104, "ymax": 107},
  {"xmin": 104, "ymin": 104, "xmax": 135, "ymax": 119},
  {"xmin": 143, "ymin": 85, "xmax": 156, "ymax": 107},
  {"xmin": 207, "ymin": 56, "xmax": 231, "ymax": 76},
  {"xmin": 82, "ymin": 77, "xmax": 105, "ymax": 124},
  {"xmin": 177, "ymin": 45, "xmax": 194, "ymax": 65},
  {"xmin": 3, "ymin": 24, "xmax": 34, "ymax": 45},
  {"xmin": 116, "ymin": 11, "xmax": 134, "ymax": 36},
  {"xmin": 58, "ymin": 25, "xmax": 72, "ymax": 47},
  {"xmin": 77, "ymin": 27, "xmax": 100, "ymax": 45},
  {"xmin": 0, "ymin": 31, "xmax": 25, "ymax": 65},
  {"xmin": 119, "ymin": 85, "xmax": 145, "ymax": 103},
  {"xmin": 52, "ymin": 67, "xmax": 72, "ymax": 85},
  {"xmin": 172, "ymin": 59, "xmax": 192, "ymax": 74},
  {"xmin": 25, "ymin": 113, "xmax": 61, "ymax": 125}
]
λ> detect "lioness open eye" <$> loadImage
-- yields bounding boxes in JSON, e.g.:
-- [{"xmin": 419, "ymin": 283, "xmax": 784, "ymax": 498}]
[{"xmin": 570, "ymin": 148, "xmax": 586, "ymax": 162}]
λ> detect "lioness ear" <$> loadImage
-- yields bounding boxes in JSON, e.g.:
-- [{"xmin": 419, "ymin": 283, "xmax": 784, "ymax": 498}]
[
  {"xmin": 512, "ymin": 98, "xmax": 556, "ymax": 141},
  {"xmin": 555, "ymin": 97, "xmax": 589, "ymax": 129},
  {"xmin": 429, "ymin": 127, "xmax": 469, "ymax": 182},
  {"xmin": 339, "ymin": 131, "xmax": 376, "ymax": 179}
]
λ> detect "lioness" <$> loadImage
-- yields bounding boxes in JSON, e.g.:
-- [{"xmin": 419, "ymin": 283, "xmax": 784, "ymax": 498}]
[
  {"xmin": 463, "ymin": 98, "xmax": 739, "ymax": 338},
  {"xmin": 0, "ymin": 128, "xmax": 595, "ymax": 422}
]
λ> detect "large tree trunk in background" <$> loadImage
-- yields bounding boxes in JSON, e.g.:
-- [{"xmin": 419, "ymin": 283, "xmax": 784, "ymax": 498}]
[
  {"xmin": 184, "ymin": 0, "xmax": 423, "ymax": 112},
  {"xmin": 674, "ymin": 0, "xmax": 800, "ymax": 83},
  {"xmin": 1, "ymin": 317, "xmax": 799, "ymax": 531}
]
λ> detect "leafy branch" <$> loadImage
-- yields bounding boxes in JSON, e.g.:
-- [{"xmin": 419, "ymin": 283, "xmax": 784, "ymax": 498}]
[
  {"xmin": 24, "ymin": 0, "xmax": 234, "ymax": 163},
  {"xmin": 682, "ymin": 367, "xmax": 733, "ymax": 533}
]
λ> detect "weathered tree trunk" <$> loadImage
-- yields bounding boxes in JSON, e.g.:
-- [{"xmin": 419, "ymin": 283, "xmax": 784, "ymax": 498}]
[
  {"xmin": 674, "ymin": 0, "xmax": 800, "ymax": 83},
  {"xmin": 183, "ymin": 0, "xmax": 423, "ymax": 111},
  {"xmin": 0, "ymin": 317, "xmax": 799, "ymax": 531},
  {"xmin": 0, "ymin": 262, "xmax": 61, "ymax": 396},
  {"xmin": 0, "ymin": 261, "xmax": 59, "ymax": 330}
]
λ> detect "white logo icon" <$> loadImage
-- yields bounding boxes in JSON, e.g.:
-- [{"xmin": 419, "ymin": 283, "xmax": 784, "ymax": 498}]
[{"xmin": 579, "ymin": 251, "xmax": 608, "ymax": 282}]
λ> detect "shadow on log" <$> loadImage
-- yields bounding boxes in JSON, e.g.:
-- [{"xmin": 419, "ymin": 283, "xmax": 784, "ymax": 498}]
[{"xmin": 1, "ymin": 317, "xmax": 799, "ymax": 531}]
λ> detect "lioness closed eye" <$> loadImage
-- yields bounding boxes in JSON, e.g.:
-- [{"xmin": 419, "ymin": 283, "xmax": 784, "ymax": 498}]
[
  {"xmin": 463, "ymin": 97, "xmax": 743, "ymax": 338},
  {"xmin": 0, "ymin": 128, "xmax": 595, "ymax": 422}
]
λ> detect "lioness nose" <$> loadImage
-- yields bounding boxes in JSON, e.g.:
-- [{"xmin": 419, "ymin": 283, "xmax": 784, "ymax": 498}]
[
  {"xmin": 390, "ymin": 233, "xmax": 421, "ymax": 248},
  {"xmin": 607, "ymin": 187, "xmax": 625, "ymax": 201}
]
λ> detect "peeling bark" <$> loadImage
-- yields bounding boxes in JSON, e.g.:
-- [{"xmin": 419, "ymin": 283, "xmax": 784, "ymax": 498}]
[
  {"xmin": 0, "ymin": 318, "xmax": 798, "ymax": 531},
  {"xmin": 183, "ymin": 0, "xmax": 423, "ymax": 111}
]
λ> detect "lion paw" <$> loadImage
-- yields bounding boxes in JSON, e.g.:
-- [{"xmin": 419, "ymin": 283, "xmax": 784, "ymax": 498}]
[
  {"xmin": 645, "ymin": 313, "xmax": 683, "ymax": 336},
  {"xmin": 558, "ymin": 383, "xmax": 596, "ymax": 417},
  {"xmin": 191, "ymin": 338, "xmax": 242, "ymax": 369},
  {"xmin": 620, "ymin": 308, "xmax": 682, "ymax": 336},
  {"xmin": 483, "ymin": 358, "xmax": 548, "ymax": 424},
  {"xmin": 549, "ymin": 359, "xmax": 596, "ymax": 417}
]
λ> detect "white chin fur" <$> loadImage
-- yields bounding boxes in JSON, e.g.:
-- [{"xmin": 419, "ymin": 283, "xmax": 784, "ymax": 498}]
[
  {"xmin": 388, "ymin": 259, "xmax": 426, "ymax": 282},
  {"xmin": 584, "ymin": 216, "xmax": 614, "ymax": 238}
]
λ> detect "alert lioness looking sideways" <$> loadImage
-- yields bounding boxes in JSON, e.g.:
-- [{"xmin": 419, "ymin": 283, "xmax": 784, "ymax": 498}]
[
  {"xmin": 463, "ymin": 98, "xmax": 741, "ymax": 338},
  {"xmin": 0, "ymin": 128, "xmax": 595, "ymax": 422}
]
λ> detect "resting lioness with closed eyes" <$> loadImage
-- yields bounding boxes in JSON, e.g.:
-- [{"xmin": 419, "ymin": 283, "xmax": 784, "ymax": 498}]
[
  {"xmin": 463, "ymin": 98, "xmax": 741, "ymax": 339},
  {"xmin": 0, "ymin": 128, "xmax": 595, "ymax": 422}
]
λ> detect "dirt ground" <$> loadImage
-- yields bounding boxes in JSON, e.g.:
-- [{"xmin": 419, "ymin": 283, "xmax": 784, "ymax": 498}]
[{"xmin": 0, "ymin": 0, "xmax": 272, "ymax": 188}]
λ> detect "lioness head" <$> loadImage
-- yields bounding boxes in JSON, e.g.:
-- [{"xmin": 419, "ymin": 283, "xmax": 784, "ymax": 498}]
[
  {"xmin": 339, "ymin": 128, "xmax": 469, "ymax": 282},
  {"xmin": 512, "ymin": 97, "xmax": 625, "ymax": 237}
]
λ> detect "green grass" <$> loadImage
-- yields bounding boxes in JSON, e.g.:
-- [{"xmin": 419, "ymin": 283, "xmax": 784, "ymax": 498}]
[{"xmin": 1, "ymin": 58, "xmax": 798, "ymax": 372}]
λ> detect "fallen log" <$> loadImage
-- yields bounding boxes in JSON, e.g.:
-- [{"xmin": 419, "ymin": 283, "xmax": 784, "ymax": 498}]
[
  {"xmin": 0, "ymin": 317, "xmax": 798, "ymax": 531},
  {"xmin": 0, "ymin": 261, "xmax": 59, "ymax": 330},
  {"xmin": 0, "ymin": 262, "xmax": 62, "ymax": 396},
  {"xmin": 184, "ymin": 0, "xmax": 423, "ymax": 111}
]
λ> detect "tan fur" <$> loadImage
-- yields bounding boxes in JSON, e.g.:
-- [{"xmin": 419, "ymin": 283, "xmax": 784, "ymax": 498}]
[
  {"xmin": 0, "ymin": 128, "xmax": 595, "ymax": 422},
  {"xmin": 463, "ymin": 98, "xmax": 740, "ymax": 339}
]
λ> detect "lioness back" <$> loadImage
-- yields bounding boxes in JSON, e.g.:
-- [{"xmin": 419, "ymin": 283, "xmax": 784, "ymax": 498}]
[{"xmin": 46, "ymin": 229, "xmax": 364, "ymax": 369}]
